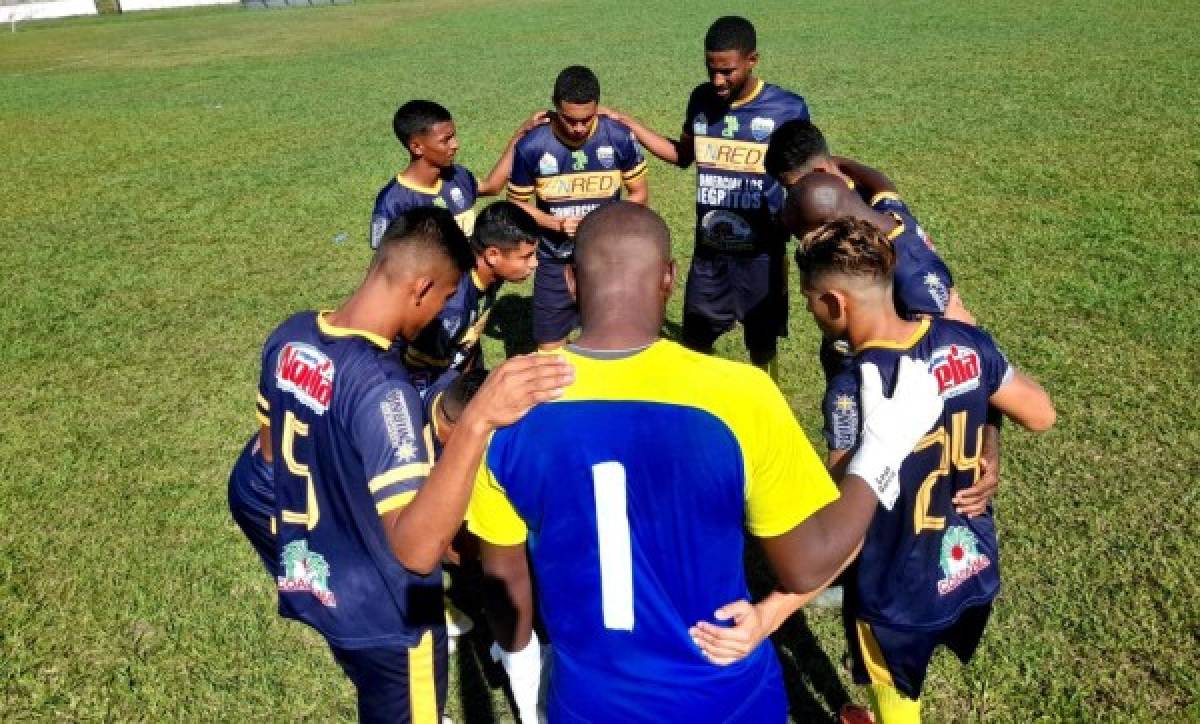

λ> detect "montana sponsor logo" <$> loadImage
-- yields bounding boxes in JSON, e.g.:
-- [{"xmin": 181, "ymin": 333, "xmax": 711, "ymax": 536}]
[
  {"xmin": 536, "ymin": 171, "xmax": 620, "ymax": 201},
  {"xmin": 693, "ymin": 137, "xmax": 766, "ymax": 173},
  {"xmin": 276, "ymin": 342, "xmax": 334, "ymax": 414},
  {"xmin": 928, "ymin": 345, "xmax": 981, "ymax": 399}
]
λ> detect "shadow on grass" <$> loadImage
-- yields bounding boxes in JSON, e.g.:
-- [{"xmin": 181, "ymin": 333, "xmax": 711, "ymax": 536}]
[{"xmin": 746, "ymin": 538, "xmax": 851, "ymax": 722}]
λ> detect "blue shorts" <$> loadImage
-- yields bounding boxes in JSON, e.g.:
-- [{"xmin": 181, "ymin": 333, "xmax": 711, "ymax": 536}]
[
  {"xmin": 329, "ymin": 627, "xmax": 449, "ymax": 724},
  {"xmin": 227, "ymin": 434, "xmax": 277, "ymax": 577},
  {"xmin": 844, "ymin": 603, "xmax": 992, "ymax": 700},
  {"xmin": 681, "ymin": 248, "xmax": 787, "ymax": 364},
  {"xmin": 533, "ymin": 254, "xmax": 579, "ymax": 345}
]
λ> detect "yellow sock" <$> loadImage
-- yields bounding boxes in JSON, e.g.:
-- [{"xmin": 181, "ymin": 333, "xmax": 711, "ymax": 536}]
[{"xmin": 867, "ymin": 683, "xmax": 920, "ymax": 724}]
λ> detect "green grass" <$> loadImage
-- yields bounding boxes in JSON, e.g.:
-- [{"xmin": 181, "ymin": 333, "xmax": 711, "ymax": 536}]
[{"xmin": 1, "ymin": 0, "xmax": 1197, "ymax": 720}]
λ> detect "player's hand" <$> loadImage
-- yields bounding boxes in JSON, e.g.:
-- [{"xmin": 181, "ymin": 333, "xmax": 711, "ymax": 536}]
[
  {"xmin": 464, "ymin": 354, "xmax": 573, "ymax": 430},
  {"xmin": 689, "ymin": 600, "xmax": 769, "ymax": 666},
  {"xmin": 954, "ymin": 424, "xmax": 1001, "ymax": 516},
  {"xmin": 846, "ymin": 357, "xmax": 944, "ymax": 509},
  {"xmin": 595, "ymin": 105, "xmax": 623, "ymax": 123},
  {"xmin": 560, "ymin": 216, "xmax": 582, "ymax": 237},
  {"xmin": 516, "ymin": 110, "xmax": 550, "ymax": 137}
]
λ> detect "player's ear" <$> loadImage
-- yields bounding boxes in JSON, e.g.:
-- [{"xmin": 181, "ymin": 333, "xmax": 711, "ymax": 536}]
[
  {"xmin": 564, "ymin": 264, "xmax": 577, "ymax": 304},
  {"xmin": 482, "ymin": 246, "xmax": 502, "ymax": 267},
  {"xmin": 745, "ymin": 49, "xmax": 759, "ymax": 69},
  {"xmin": 825, "ymin": 290, "xmax": 847, "ymax": 320},
  {"xmin": 661, "ymin": 260, "xmax": 676, "ymax": 300},
  {"xmin": 412, "ymin": 275, "xmax": 436, "ymax": 305}
]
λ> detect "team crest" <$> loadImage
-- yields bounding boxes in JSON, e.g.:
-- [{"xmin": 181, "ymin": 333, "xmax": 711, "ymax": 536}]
[
  {"xmin": 928, "ymin": 344, "xmax": 981, "ymax": 399},
  {"xmin": 538, "ymin": 153, "xmax": 559, "ymax": 176},
  {"xmin": 449, "ymin": 187, "xmax": 465, "ymax": 209},
  {"xmin": 276, "ymin": 342, "xmax": 334, "ymax": 414},
  {"xmin": 278, "ymin": 540, "xmax": 337, "ymax": 607},
  {"xmin": 596, "ymin": 145, "xmax": 615, "ymax": 169},
  {"xmin": 924, "ymin": 272, "xmax": 950, "ymax": 312},
  {"xmin": 571, "ymin": 150, "xmax": 588, "ymax": 171},
  {"xmin": 380, "ymin": 389, "xmax": 419, "ymax": 462},
  {"xmin": 830, "ymin": 393, "xmax": 859, "ymax": 450},
  {"xmin": 692, "ymin": 113, "xmax": 708, "ymax": 135},
  {"xmin": 936, "ymin": 526, "xmax": 992, "ymax": 596},
  {"xmin": 750, "ymin": 116, "xmax": 775, "ymax": 141}
]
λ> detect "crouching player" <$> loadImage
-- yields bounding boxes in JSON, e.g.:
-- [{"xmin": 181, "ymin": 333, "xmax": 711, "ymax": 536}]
[
  {"xmin": 798, "ymin": 218, "xmax": 1055, "ymax": 722},
  {"xmin": 403, "ymin": 202, "xmax": 540, "ymax": 395}
]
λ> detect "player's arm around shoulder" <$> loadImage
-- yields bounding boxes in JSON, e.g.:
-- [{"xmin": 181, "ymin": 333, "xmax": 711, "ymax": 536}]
[
  {"xmin": 377, "ymin": 354, "xmax": 573, "ymax": 574},
  {"xmin": 989, "ymin": 367, "xmax": 1056, "ymax": 432}
]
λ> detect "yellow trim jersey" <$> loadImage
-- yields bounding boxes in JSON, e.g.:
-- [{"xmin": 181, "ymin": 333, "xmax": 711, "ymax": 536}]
[{"xmin": 468, "ymin": 340, "xmax": 837, "ymax": 721}]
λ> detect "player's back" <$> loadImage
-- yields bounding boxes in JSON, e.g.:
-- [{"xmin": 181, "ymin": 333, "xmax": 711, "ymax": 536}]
[
  {"xmin": 471, "ymin": 340, "xmax": 836, "ymax": 722},
  {"xmin": 870, "ymin": 192, "xmax": 955, "ymax": 317},
  {"xmin": 259, "ymin": 311, "xmax": 442, "ymax": 648},
  {"xmin": 825, "ymin": 318, "xmax": 1013, "ymax": 630}
]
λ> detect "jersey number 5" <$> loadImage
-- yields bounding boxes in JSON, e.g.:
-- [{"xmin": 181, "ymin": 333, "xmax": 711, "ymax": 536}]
[
  {"xmin": 592, "ymin": 462, "xmax": 634, "ymax": 631},
  {"xmin": 280, "ymin": 411, "xmax": 320, "ymax": 530},
  {"xmin": 912, "ymin": 410, "xmax": 981, "ymax": 535}
]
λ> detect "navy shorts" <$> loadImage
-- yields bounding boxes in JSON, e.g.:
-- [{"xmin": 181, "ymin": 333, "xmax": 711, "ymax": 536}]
[
  {"xmin": 227, "ymin": 434, "xmax": 277, "ymax": 577},
  {"xmin": 533, "ymin": 253, "xmax": 579, "ymax": 345},
  {"xmin": 844, "ymin": 603, "xmax": 992, "ymax": 700},
  {"xmin": 682, "ymin": 248, "xmax": 787, "ymax": 364},
  {"xmin": 329, "ymin": 627, "xmax": 449, "ymax": 724}
]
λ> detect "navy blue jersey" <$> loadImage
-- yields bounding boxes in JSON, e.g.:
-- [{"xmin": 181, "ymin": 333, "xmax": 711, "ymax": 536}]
[
  {"xmin": 823, "ymin": 318, "xmax": 1014, "ymax": 631},
  {"xmin": 685, "ymin": 80, "xmax": 809, "ymax": 253},
  {"xmin": 370, "ymin": 165, "xmax": 478, "ymax": 249},
  {"xmin": 870, "ymin": 192, "xmax": 954, "ymax": 318},
  {"xmin": 258, "ymin": 311, "xmax": 441, "ymax": 648},
  {"xmin": 401, "ymin": 269, "xmax": 498, "ymax": 394},
  {"xmin": 507, "ymin": 117, "xmax": 647, "ymax": 259}
]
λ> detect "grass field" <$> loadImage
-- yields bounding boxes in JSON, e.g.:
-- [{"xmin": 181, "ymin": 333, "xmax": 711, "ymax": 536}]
[{"xmin": 2, "ymin": 0, "xmax": 1198, "ymax": 720}]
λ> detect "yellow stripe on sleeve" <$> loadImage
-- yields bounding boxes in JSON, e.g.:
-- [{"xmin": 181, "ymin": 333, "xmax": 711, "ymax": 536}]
[
  {"xmin": 869, "ymin": 191, "xmax": 903, "ymax": 206},
  {"xmin": 622, "ymin": 161, "xmax": 648, "ymax": 180},
  {"xmin": 375, "ymin": 490, "xmax": 418, "ymax": 515},
  {"xmin": 466, "ymin": 459, "xmax": 527, "ymax": 545},
  {"xmin": 368, "ymin": 463, "xmax": 432, "ymax": 494},
  {"xmin": 255, "ymin": 410, "xmax": 270, "ymax": 427}
]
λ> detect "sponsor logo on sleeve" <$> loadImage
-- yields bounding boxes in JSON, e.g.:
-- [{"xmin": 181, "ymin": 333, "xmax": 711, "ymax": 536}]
[
  {"xmin": 538, "ymin": 152, "xmax": 559, "ymax": 176},
  {"xmin": 928, "ymin": 344, "xmax": 981, "ymax": 399},
  {"xmin": 924, "ymin": 272, "xmax": 950, "ymax": 312},
  {"xmin": 380, "ymin": 389, "xmax": 419, "ymax": 463},
  {"xmin": 276, "ymin": 343, "xmax": 334, "ymax": 414},
  {"xmin": 937, "ymin": 526, "xmax": 992, "ymax": 596},
  {"xmin": 750, "ymin": 116, "xmax": 775, "ymax": 141},
  {"xmin": 831, "ymin": 393, "xmax": 859, "ymax": 449},
  {"xmin": 596, "ymin": 145, "xmax": 615, "ymax": 169},
  {"xmin": 278, "ymin": 540, "xmax": 336, "ymax": 607}
]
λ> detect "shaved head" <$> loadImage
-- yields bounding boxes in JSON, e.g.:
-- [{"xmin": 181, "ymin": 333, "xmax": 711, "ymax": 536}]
[
  {"xmin": 783, "ymin": 171, "xmax": 872, "ymax": 237},
  {"xmin": 571, "ymin": 202, "xmax": 673, "ymax": 342}
]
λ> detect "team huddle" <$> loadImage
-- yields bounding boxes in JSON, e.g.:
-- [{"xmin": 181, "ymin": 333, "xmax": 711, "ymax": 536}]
[{"xmin": 227, "ymin": 15, "xmax": 1056, "ymax": 724}]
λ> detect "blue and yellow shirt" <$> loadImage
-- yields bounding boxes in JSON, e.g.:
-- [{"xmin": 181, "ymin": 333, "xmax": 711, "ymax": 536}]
[
  {"xmin": 258, "ymin": 311, "xmax": 441, "ymax": 648},
  {"xmin": 468, "ymin": 340, "xmax": 837, "ymax": 722},
  {"xmin": 507, "ymin": 116, "xmax": 647, "ymax": 259},
  {"xmin": 685, "ymin": 79, "xmax": 809, "ymax": 253},
  {"xmin": 823, "ymin": 317, "xmax": 1013, "ymax": 631},
  {"xmin": 870, "ymin": 192, "xmax": 955, "ymax": 318},
  {"xmin": 370, "ymin": 164, "xmax": 478, "ymax": 249},
  {"xmin": 401, "ymin": 268, "xmax": 499, "ymax": 395}
]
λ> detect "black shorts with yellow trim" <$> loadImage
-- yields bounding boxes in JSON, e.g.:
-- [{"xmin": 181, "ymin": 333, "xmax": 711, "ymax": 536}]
[
  {"xmin": 843, "ymin": 603, "xmax": 992, "ymax": 700},
  {"xmin": 329, "ymin": 626, "xmax": 448, "ymax": 724}
]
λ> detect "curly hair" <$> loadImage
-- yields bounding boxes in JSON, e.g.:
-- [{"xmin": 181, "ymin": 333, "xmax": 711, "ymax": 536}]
[{"xmin": 794, "ymin": 216, "xmax": 896, "ymax": 283}]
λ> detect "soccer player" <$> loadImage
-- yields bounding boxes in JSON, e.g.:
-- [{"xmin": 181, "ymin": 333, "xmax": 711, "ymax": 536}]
[
  {"xmin": 402, "ymin": 201, "xmax": 540, "ymax": 394},
  {"xmin": 506, "ymin": 65, "xmax": 649, "ymax": 349},
  {"xmin": 765, "ymin": 119, "xmax": 973, "ymax": 324},
  {"xmin": 468, "ymin": 202, "xmax": 946, "ymax": 723},
  {"xmin": 797, "ymin": 217, "xmax": 1055, "ymax": 723},
  {"xmin": 600, "ymin": 16, "xmax": 809, "ymax": 377},
  {"xmin": 236, "ymin": 206, "xmax": 573, "ymax": 723},
  {"xmin": 369, "ymin": 100, "xmax": 546, "ymax": 249}
]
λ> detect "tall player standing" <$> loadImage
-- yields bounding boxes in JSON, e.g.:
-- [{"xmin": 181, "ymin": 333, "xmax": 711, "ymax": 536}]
[
  {"xmin": 601, "ymin": 16, "xmax": 808, "ymax": 378},
  {"xmin": 507, "ymin": 65, "xmax": 649, "ymax": 349}
]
